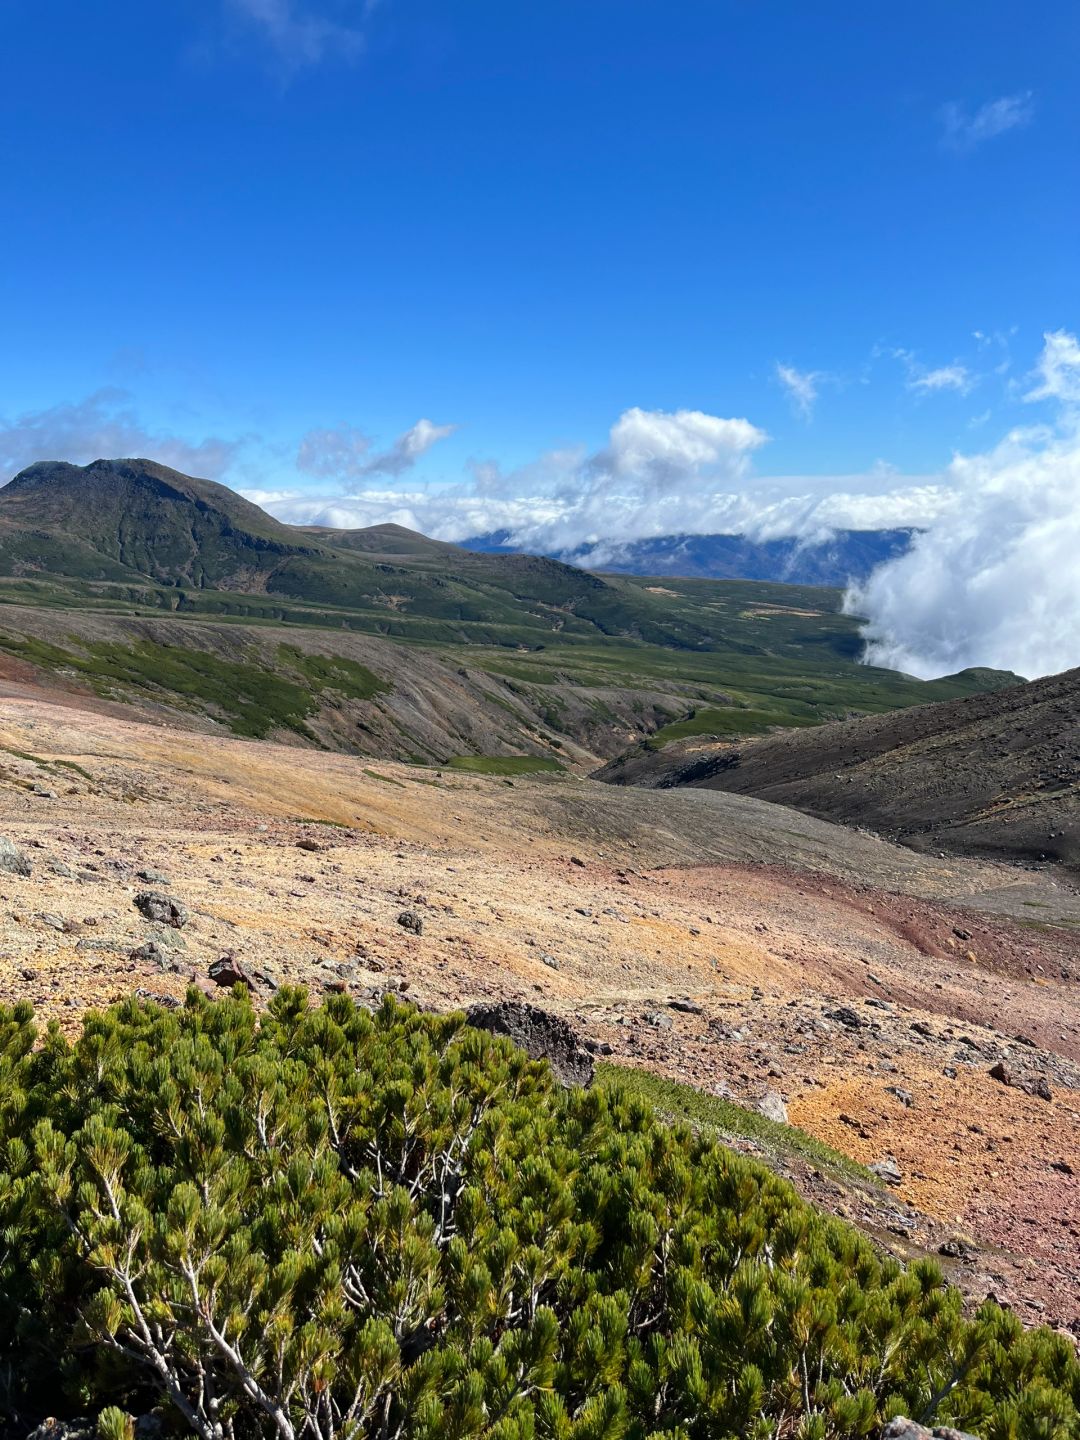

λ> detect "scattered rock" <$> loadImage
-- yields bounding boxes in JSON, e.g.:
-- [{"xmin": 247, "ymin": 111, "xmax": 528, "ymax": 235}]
[
  {"xmin": 757, "ymin": 1090, "xmax": 788, "ymax": 1124},
  {"xmin": 989, "ymin": 1060, "xmax": 1013, "ymax": 1087},
  {"xmin": 881, "ymin": 1419, "xmax": 979, "ymax": 1440},
  {"xmin": 668, "ymin": 997, "xmax": 704, "ymax": 1014},
  {"xmin": 540, "ymin": 952, "xmax": 559, "ymax": 969},
  {"xmin": 824, "ymin": 1005, "xmax": 863, "ymax": 1029},
  {"xmin": 0, "ymin": 837, "xmax": 32, "ymax": 877},
  {"xmin": 1026, "ymin": 1074, "xmax": 1052, "ymax": 1102},
  {"xmin": 466, "ymin": 1001, "xmax": 594, "ymax": 1087},
  {"xmin": 25, "ymin": 1417, "xmax": 97, "ymax": 1440},
  {"xmin": 1050, "ymin": 1158, "xmax": 1074, "ymax": 1175},
  {"xmin": 397, "ymin": 909, "xmax": 424, "ymax": 935},
  {"xmin": 296, "ymin": 838, "xmax": 325, "ymax": 852},
  {"xmin": 569, "ymin": 856, "xmax": 586, "ymax": 867},
  {"xmin": 134, "ymin": 891, "xmax": 189, "ymax": 929},
  {"xmin": 869, "ymin": 1157, "xmax": 903, "ymax": 1186},
  {"xmin": 886, "ymin": 1086, "xmax": 915, "ymax": 1108},
  {"xmin": 208, "ymin": 953, "xmax": 254, "ymax": 989},
  {"xmin": 135, "ymin": 987, "xmax": 182, "ymax": 1010},
  {"xmin": 643, "ymin": 1010, "xmax": 675, "ymax": 1030},
  {"xmin": 37, "ymin": 912, "xmax": 69, "ymax": 931},
  {"xmin": 137, "ymin": 868, "xmax": 171, "ymax": 885},
  {"xmin": 938, "ymin": 1237, "xmax": 971, "ymax": 1259}
]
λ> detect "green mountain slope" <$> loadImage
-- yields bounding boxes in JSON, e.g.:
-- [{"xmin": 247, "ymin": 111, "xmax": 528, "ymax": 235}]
[{"xmin": 0, "ymin": 457, "xmax": 1020, "ymax": 754}]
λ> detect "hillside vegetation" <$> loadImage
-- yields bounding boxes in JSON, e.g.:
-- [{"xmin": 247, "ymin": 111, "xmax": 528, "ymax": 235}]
[
  {"xmin": 0, "ymin": 460, "xmax": 1016, "ymax": 759},
  {"xmin": 3, "ymin": 990, "xmax": 1078, "ymax": 1440}
]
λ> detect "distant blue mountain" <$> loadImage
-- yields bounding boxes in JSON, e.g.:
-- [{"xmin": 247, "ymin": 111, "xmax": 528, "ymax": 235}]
[{"xmin": 461, "ymin": 529, "xmax": 916, "ymax": 587}]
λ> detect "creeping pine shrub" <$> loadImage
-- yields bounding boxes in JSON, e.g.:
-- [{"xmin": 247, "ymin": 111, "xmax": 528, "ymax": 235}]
[{"xmin": 1, "ymin": 991, "xmax": 1078, "ymax": 1440}]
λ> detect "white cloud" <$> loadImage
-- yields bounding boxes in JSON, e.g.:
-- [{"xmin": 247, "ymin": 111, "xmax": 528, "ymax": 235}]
[
  {"xmin": 226, "ymin": 0, "xmax": 367, "ymax": 67},
  {"xmin": 296, "ymin": 417, "xmax": 457, "ymax": 481},
  {"xmin": 270, "ymin": 406, "xmax": 769, "ymax": 547},
  {"xmin": 889, "ymin": 347, "xmax": 976, "ymax": 396},
  {"xmin": 776, "ymin": 363, "xmax": 822, "ymax": 419},
  {"xmin": 594, "ymin": 407, "xmax": 765, "ymax": 486},
  {"xmin": 0, "ymin": 389, "xmax": 239, "ymax": 483},
  {"xmin": 847, "ymin": 330, "xmax": 1080, "ymax": 681},
  {"xmin": 1024, "ymin": 328, "xmax": 1080, "ymax": 407},
  {"xmin": 252, "ymin": 404, "xmax": 954, "ymax": 556},
  {"xmin": 908, "ymin": 363, "xmax": 974, "ymax": 396},
  {"xmin": 941, "ymin": 91, "xmax": 1034, "ymax": 152}
]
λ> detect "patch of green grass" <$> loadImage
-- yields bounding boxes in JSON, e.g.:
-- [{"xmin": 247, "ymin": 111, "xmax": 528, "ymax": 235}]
[
  {"xmin": 278, "ymin": 645, "xmax": 389, "ymax": 700},
  {"xmin": 445, "ymin": 754, "xmax": 565, "ymax": 775},
  {"xmin": 0, "ymin": 744, "xmax": 45, "ymax": 765},
  {"xmin": 0, "ymin": 634, "xmax": 390, "ymax": 742},
  {"xmin": 51, "ymin": 759, "xmax": 94, "ymax": 782},
  {"xmin": 286, "ymin": 816, "xmax": 354, "ymax": 829},
  {"xmin": 0, "ymin": 634, "xmax": 320, "ymax": 740},
  {"xmin": 363, "ymin": 768, "xmax": 406, "ymax": 787},
  {"xmin": 651, "ymin": 703, "xmax": 820, "ymax": 744},
  {"xmin": 595, "ymin": 1061, "xmax": 874, "ymax": 1185}
]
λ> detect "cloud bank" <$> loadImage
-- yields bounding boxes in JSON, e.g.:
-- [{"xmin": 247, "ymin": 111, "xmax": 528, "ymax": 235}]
[
  {"xmin": 847, "ymin": 331, "xmax": 1080, "ymax": 681},
  {"xmin": 253, "ymin": 406, "xmax": 950, "ymax": 560}
]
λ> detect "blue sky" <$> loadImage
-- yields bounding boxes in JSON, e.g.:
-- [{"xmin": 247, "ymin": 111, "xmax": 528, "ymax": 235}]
[{"xmin": 1, "ymin": 0, "xmax": 1077, "ymax": 554}]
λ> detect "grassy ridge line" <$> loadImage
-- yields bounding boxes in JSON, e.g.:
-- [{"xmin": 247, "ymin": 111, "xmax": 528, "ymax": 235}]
[{"xmin": 596, "ymin": 1060, "xmax": 875, "ymax": 1184}]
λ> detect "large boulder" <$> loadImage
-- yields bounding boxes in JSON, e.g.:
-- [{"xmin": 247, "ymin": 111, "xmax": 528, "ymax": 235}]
[
  {"xmin": 0, "ymin": 836, "xmax": 32, "ymax": 877},
  {"xmin": 466, "ymin": 1001, "xmax": 594, "ymax": 1088},
  {"xmin": 134, "ymin": 890, "xmax": 189, "ymax": 928}
]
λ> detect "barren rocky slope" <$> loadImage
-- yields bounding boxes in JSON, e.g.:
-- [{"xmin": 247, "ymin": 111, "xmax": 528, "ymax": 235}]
[
  {"xmin": 1, "ymin": 695, "xmax": 1077, "ymax": 1337},
  {"xmin": 597, "ymin": 666, "xmax": 1080, "ymax": 871}
]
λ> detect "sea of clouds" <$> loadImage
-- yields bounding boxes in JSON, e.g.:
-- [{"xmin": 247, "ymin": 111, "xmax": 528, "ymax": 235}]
[{"xmin": 2, "ymin": 334, "xmax": 1078, "ymax": 684}]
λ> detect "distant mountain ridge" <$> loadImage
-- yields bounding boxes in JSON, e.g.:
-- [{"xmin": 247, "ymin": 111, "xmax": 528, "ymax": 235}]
[
  {"xmin": 462, "ymin": 528, "xmax": 916, "ymax": 586},
  {"xmin": 0, "ymin": 456, "xmax": 859, "ymax": 653},
  {"xmin": 0, "ymin": 456, "xmax": 1023, "ymax": 763}
]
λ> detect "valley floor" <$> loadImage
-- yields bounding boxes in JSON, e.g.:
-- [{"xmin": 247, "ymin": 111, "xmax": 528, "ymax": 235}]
[{"xmin": 1, "ymin": 696, "xmax": 1078, "ymax": 1337}]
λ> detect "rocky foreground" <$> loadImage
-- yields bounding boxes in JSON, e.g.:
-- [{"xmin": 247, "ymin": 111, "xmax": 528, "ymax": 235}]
[{"xmin": 1, "ymin": 695, "xmax": 1078, "ymax": 1337}]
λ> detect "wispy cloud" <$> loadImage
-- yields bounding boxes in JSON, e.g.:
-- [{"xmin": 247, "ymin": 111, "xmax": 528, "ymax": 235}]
[
  {"xmin": 297, "ymin": 418, "xmax": 457, "ymax": 481},
  {"xmin": 1024, "ymin": 328, "xmax": 1080, "ymax": 407},
  {"xmin": 0, "ymin": 390, "xmax": 239, "ymax": 484},
  {"xmin": 225, "ymin": 0, "xmax": 369, "ymax": 68},
  {"xmin": 887, "ymin": 347, "xmax": 976, "ymax": 397},
  {"xmin": 908, "ymin": 363, "xmax": 974, "ymax": 396},
  {"xmin": 775, "ymin": 363, "xmax": 823, "ymax": 419},
  {"xmin": 941, "ymin": 92, "xmax": 1034, "ymax": 153}
]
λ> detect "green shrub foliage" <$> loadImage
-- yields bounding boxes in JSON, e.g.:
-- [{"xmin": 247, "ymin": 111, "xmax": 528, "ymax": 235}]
[{"xmin": 1, "ymin": 991, "xmax": 1077, "ymax": 1440}]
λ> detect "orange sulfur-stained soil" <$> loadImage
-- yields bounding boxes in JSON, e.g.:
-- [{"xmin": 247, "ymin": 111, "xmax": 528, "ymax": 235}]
[{"xmin": 1, "ymin": 696, "xmax": 1078, "ymax": 1338}]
